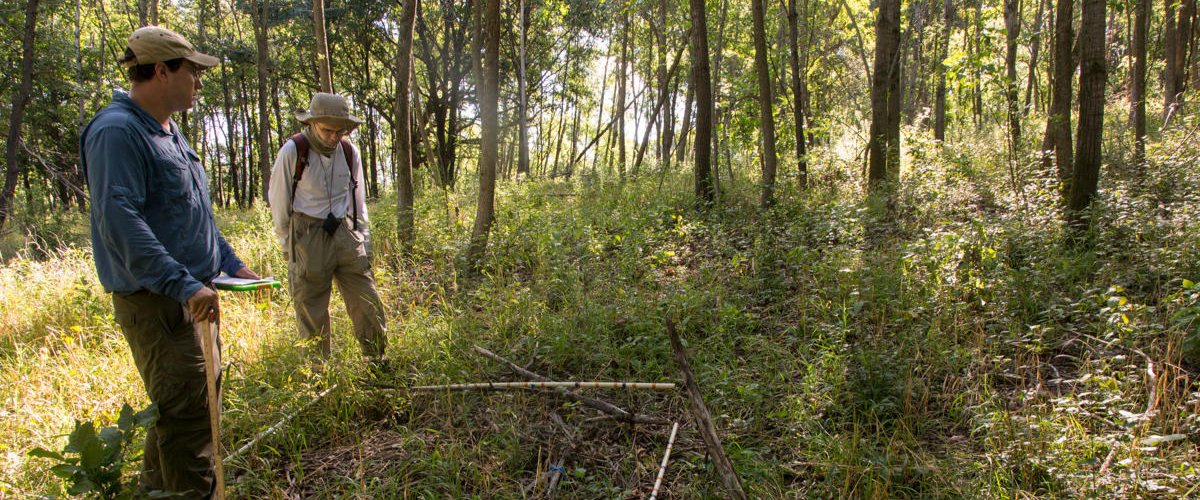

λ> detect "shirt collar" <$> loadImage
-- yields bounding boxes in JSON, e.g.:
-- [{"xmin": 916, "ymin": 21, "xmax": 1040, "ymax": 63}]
[{"xmin": 112, "ymin": 89, "xmax": 177, "ymax": 137}]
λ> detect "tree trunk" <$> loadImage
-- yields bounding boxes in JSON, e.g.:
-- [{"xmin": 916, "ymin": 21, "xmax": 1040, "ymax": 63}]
[
  {"xmin": 934, "ymin": 0, "xmax": 952, "ymax": 141},
  {"xmin": 1025, "ymin": 0, "xmax": 1047, "ymax": 111},
  {"xmin": 1044, "ymin": 0, "xmax": 1074, "ymax": 195},
  {"xmin": 785, "ymin": 0, "xmax": 808, "ymax": 188},
  {"xmin": 1132, "ymin": 0, "xmax": 1149, "ymax": 165},
  {"xmin": 868, "ymin": 0, "xmax": 902, "ymax": 192},
  {"xmin": 617, "ymin": 11, "xmax": 629, "ymax": 181},
  {"xmin": 313, "ymin": 0, "xmax": 333, "ymax": 93},
  {"xmin": 517, "ymin": 0, "xmax": 530, "ymax": 176},
  {"xmin": 657, "ymin": 0, "xmax": 674, "ymax": 165},
  {"xmin": 255, "ymin": 0, "xmax": 272, "ymax": 206},
  {"xmin": 395, "ymin": 0, "xmax": 417, "ymax": 252},
  {"xmin": 691, "ymin": 0, "xmax": 715, "ymax": 203},
  {"xmin": 1165, "ymin": 0, "xmax": 1180, "ymax": 121},
  {"xmin": 1004, "ymin": 0, "xmax": 1022, "ymax": 144},
  {"xmin": 1069, "ymin": 0, "xmax": 1106, "ymax": 230},
  {"xmin": 468, "ymin": 0, "xmax": 500, "ymax": 263},
  {"xmin": 0, "ymin": 0, "xmax": 40, "ymax": 230},
  {"xmin": 751, "ymin": 0, "xmax": 779, "ymax": 207}
]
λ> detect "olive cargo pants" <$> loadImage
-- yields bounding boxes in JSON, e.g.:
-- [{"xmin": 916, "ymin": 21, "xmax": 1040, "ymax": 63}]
[
  {"xmin": 112, "ymin": 291, "xmax": 217, "ymax": 500},
  {"xmin": 287, "ymin": 212, "xmax": 387, "ymax": 358}
]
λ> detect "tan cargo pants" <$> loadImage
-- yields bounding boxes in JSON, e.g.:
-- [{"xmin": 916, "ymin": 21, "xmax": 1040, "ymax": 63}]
[{"xmin": 287, "ymin": 212, "xmax": 386, "ymax": 358}]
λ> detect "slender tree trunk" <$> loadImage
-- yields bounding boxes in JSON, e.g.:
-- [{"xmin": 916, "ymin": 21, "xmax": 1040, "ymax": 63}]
[
  {"xmin": 657, "ymin": 0, "xmax": 674, "ymax": 165},
  {"xmin": 785, "ymin": 0, "xmax": 808, "ymax": 187},
  {"xmin": 468, "ymin": 0, "xmax": 500, "ymax": 263},
  {"xmin": 0, "ymin": 0, "xmax": 40, "ymax": 229},
  {"xmin": 1132, "ymin": 0, "xmax": 1149, "ymax": 165},
  {"xmin": 869, "ymin": 0, "xmax": 902, "ymax": 192},
  {"xmin": 1004, "ymin": 0, "xmax": 1023, "ymax": 144},
  {"xmin": 1044, "ymin": 0, "xmax": 1074, "ymax": 195},
  {"xmin": 396, "ymin": 0, "xmax": 417, "ymax": 251},
  {"xmin": 1069, "ymin": 0, "xmax": 1106, "ymax": 229},
  {"xmin": 1025, "ymin": 0, "xmax": 1047, "ymax": 111},
  {"xmin": 617, "ymin": 11, "xmax": 629, "ymax": 181},
  {"xmin": 691, "ymin": 0, "xmax": 714, "ymax": 203},
  {"xmin": 1165, "ymin": 0, "xmax": 1180, "ymax": 121},
  {"xmin": 751, "ymin": 0, "xmax": 779, "ymax": 207},
  {"xmin": 934, "ymin": 0, "xmax": 952, "ymax": 141},
  {"xmin": 712, "ymin": 0, "xmax": 729, "ymax": 197},
  {"xmin": 517, "ymin": 0, "xmax": 530, "ymax": 176},
  {"xmin": 255, "ymin": 0, "xmax": 272, "ymax": 206},
  {"xmin": 313, "ymin": 0, "xmax": 333, "ymax": 93},
  {"xmin": 676, "ymin": 80, "xmax": 694, "ymax": 163}
]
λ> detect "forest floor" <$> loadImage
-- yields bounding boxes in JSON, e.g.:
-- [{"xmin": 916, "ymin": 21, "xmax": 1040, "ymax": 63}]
[{"xmin": 3, "ymin": 127, "xmax": 1200, "ymax": 498}]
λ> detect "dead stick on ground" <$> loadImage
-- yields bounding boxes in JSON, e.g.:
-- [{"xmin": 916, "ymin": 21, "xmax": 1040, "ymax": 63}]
[
  {"xmin": 666, "ymin": 320, "xmax": 747, "ymax": 500},
  {"xmin": 471, "ymin": 345, "xmax": 671, "ymax": 425},
  {"xmin": 195, "ymin": 318, "xmax": 225, "ymax": 500}
]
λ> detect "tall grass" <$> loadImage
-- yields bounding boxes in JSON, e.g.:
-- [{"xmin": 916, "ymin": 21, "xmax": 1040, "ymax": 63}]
[{"xmin": 3, "ymin": 120, "xmax": 1200, "ymax": 498}]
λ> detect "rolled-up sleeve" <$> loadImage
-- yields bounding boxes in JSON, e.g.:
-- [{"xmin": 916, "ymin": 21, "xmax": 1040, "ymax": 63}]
[{"xmin": 86, "ymin": 127, "xmax": 204, "ymax": 303}]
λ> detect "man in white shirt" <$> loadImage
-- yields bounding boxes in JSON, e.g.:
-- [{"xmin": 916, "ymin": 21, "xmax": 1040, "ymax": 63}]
[{"xmin": 268, "ymin": 93, "xmax": 386, "ymax": 363}]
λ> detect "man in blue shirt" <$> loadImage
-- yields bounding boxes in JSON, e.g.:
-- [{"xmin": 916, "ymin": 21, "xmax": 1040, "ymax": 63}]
[{"xmin": 81, "ymin": 26, "xmax": 259, "ymax": 499}]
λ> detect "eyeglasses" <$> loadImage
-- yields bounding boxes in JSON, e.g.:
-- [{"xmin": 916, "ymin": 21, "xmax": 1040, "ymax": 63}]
[
  {"xmin": 179, "ymin": 62, "xmax": 204, "ymax": 80},
  {"xmin": 314, "ymin": 124, "xmax": 351, "ymax": 137}
]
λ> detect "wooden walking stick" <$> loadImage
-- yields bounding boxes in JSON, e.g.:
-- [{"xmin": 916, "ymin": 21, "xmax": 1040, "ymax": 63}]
[{"xmin": 195, "ymin": 317, "xmax": 225, "ymax": 500}]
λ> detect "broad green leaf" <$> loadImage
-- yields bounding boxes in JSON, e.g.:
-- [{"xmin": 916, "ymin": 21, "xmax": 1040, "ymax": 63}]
[
  {"xmin": 66, "ymin": 421, "xmax": 97, "ymax": 454},
  {"xmin": 27, "ymin": 447, "xmax": 64, "ymax": 461}
]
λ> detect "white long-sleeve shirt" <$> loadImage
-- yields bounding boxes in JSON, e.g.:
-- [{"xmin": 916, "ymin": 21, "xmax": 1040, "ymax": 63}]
[{"xmin": 268, "ymin": 139, "xmax": 370, "ymax": 247}]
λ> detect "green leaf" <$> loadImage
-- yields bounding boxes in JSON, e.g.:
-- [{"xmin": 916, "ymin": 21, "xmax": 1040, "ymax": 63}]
[
  {"xmin": 1184, "ymin": 279, "xmax": 1196, "ymax": 289},
  {"xmin": 135, "ymin": 403, "xmax": 159, "ymax": 428},
  {"xmin": 27, "ymin": 447, "xmax": 65, "ymax": 461},
  {"xmin": 79, "ymin": 438, "xmax": 104, "ymax": 470},
  {"xmin": 99, "ymin": 426, "xmax": 124, "ymax": 448},
  {"xmin": 68, "ymin": 477, "xmax": 96, "ymax": 495},
  {"xmin": 117, "ymin": 403, "xmax": 135, "ymax": 433},
  {"xmin": 50, "ymin": 463, "xmax": 81, "ymax": 479},
  {"xmin": 66, "ymin": 421, "xmax": 97, "ymax": 454}
]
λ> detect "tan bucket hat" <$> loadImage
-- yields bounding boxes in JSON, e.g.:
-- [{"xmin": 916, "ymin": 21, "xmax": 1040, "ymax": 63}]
[
  {"xmin": 119, "ymin": 26, "xmax": 219, "ymax": 69},
  {"xmin": 294, "ymin": 93, "xmax": 365, "ymax": 128}
]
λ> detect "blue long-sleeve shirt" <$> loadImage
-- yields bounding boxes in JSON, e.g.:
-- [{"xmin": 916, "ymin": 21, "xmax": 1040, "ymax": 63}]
[{"xmin": 82, "ymin": 90, "xmax": 245, "ymax": 303}]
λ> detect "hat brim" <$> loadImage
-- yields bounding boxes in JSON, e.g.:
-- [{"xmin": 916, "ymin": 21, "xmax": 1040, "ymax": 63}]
[
  {"xmin": 294, "ymin": 110, "xmax": 365, "ymax": 128},
  {"xmin": 185, "ymin": 52, "xmax": 220, "ymax": 69}
]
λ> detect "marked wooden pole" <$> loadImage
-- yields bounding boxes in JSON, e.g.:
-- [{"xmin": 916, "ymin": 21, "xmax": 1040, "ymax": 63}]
[
  {"xmin": 649, "ymin": 421, "xmax": 681, "ymax": 499},
  {"xmin": 196, "ymin": 318, "xmax": 225, "ymax": 500},
  {"xmin": 413, "ymin": 381, "xmax": 676, "ymax": 391}
]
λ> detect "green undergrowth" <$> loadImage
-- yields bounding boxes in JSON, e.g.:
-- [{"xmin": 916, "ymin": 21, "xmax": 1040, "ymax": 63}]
[{"xmin": 5, "ymin": 126, "xmax": 1200, "ymax": 498}]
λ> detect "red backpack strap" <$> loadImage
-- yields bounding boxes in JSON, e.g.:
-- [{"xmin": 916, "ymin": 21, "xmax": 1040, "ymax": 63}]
[{"xmin": 339, "ymin": 138, "xmax": 360, "ymax": 231}]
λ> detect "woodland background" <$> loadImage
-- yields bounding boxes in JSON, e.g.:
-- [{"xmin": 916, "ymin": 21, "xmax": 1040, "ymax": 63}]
[{"xmin": 1, "ymin": 0, "xmax": 1200, "ymax": 497}]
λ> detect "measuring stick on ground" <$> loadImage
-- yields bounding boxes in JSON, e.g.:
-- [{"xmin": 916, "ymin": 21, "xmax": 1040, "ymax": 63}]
[
  {"xmin": 225, "ymin": 384, "xmax": 337, "ymax": 464},
  {"xmin": 649, "ymin": 421, "xmax": 681, "ymax": 500},
  {"xmin": 413, "ymin": 381, "xmax": 676, "ymax": 391},
  {"xmin": 195, "ymin": 318, "xmax": 225, "ymax": 500}
]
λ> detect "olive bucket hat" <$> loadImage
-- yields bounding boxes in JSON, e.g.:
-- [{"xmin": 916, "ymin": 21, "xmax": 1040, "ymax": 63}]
[
  {"xmin": 119, "ymin": 26, "xmax": 219, "ymax": 69},
  {"xmin": 294, "ymin": 93, "xmax": 365, "ymax": 129}
]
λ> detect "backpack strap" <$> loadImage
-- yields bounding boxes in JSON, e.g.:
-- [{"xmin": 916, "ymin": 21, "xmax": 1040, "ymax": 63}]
[
  {"xmin": 288, "ymin": 133, "xmax": 310, "ymax": 220},
  {"xmin": 340, "ymin": 138, "xmax": 359, "ymax": 231}
]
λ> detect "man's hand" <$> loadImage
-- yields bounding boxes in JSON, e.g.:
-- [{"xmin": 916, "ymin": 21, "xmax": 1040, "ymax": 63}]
[
  {"xmin": 188, "ymin": 286, "xmax": 219, "ymax": 323},
  {"xmin": 233, "ymin": 266, "xmax": 262, "ymax": 279}
]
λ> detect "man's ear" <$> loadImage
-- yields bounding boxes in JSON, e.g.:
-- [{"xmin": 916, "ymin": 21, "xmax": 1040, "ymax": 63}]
[{"xmin": 154, "ymin": 62, "xmax": 170, "ymax": 81}]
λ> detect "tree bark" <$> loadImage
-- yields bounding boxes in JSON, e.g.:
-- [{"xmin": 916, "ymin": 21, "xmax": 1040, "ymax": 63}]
[
  {"xmin": 691, "ymin": 0, "xmax": 714, "ymax": 204},
  {"xmin": 0, "ymin": 0, "xmax": 40, "ymax": 229},
  {"xmin": 785, "ymin": 0, "xmax": 808, "ymax": 188},
  {"xmin": 1069, "ymin": 0, "xmax": 1106, "ymax": 230},
  {"xmin": 1044, "ymin": 0, "xmax": 1074, "ymax": 195},
  {"xmin": 517, "ymin": 0, "xmax": 530, "ymax": 176},
  {"xmin": 255, "ymin": 0, "xmax": 272, "ymax": 206},
  {"xmin": 868, "ymin": 0, "xmax": 902, "ymax": 192},
  {"xmin": 751, "ymin": 0, "xmax": 779, "ymax": 207},
  {"xmin": 1025, "ymin": 0, "xmax": 1047, "ymax": 111},
  {"xmin": 1132, "ymin": 0, "xmax": 1149, "ymax": 165},
  {"xmin": 617, "ymin": 11, "xmax": 629, "ymax": 181},
  {"xmin": 1004, "ymin": 0, "xmax": 1022, "ymax": 144},
  {"xmin": 1165, "ymin": 0, "xmax": 1180, "ymax": 121},
  {"xmin": 934, "ymin": 0, "xmax": 953, "ymax": 141},
  {"xmin": 468, "ymin": 0, "xmax": 500, "ymax": 264},
  {"xmin": 313, "ymin": 0, "xmax": 333, "ymax": 93},
  {"xmin": 396, "ymin": 0, "xmax": 418, "ymax": 252}
]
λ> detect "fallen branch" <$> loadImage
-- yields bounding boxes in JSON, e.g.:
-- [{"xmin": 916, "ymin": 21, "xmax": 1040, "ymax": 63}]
[
  {"xmin": 666, "ymin": 320, "xmax": 747, "ymax": 500},
  {"xmin": 472, "ymin": 345, "xmax": 671, "ymax": 426}
]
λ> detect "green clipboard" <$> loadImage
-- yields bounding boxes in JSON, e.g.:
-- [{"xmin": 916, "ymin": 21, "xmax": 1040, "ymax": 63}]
[{"xmin": 212, "ymin": 275, "xmax": 282, "ymax": 292}]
